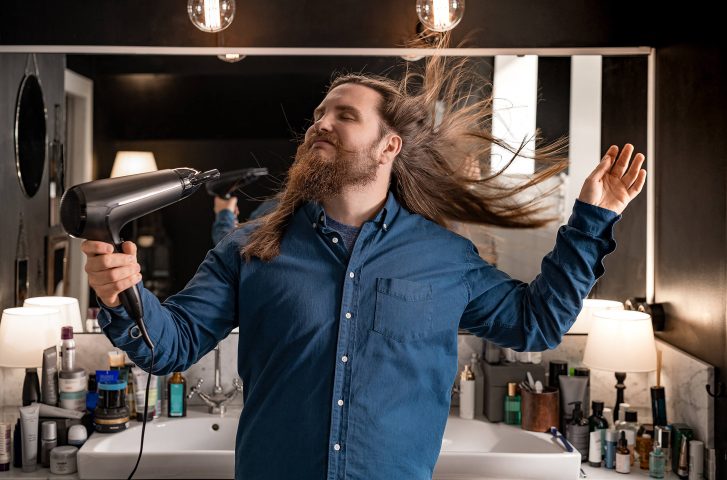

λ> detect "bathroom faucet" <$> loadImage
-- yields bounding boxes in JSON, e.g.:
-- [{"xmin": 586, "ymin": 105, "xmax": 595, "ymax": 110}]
[{"xmin": 187, "ymin": 343, "xmax": 243, "ymax": 415}]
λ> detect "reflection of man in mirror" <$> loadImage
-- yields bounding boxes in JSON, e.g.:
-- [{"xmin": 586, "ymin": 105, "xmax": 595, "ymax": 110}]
[{"xmin": 82, "ymin": 41, "xmax": 646, "ymax": 479}]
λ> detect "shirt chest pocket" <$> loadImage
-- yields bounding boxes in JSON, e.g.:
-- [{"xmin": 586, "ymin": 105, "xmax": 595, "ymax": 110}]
[{"xmin": 373, "ymin": 278, "xmax": 434, "ymax": 342}]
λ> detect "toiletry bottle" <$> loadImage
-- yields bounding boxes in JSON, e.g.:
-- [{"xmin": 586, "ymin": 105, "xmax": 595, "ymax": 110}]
[
  {"xmin": 459, "ymin": 365, "xmax": 475, "ymax": 419},
  {"xmin": 588, "ymin": 430, "xmax": 602, "ymax": 467},
  {"xmin": 470, "ymin": 353, "xmax": 484, "ymax": 417},
  {"xmin": 616, "ymin": 430, "xmax": 631, "ymax": 473},
  {"xmin": 588, "ymin": 400, "xmax": 609, "ymax": 459},
  {"xmin": 605, "ymin": 429, "xmax": 617, "ymax": 469},
  {"xmin": 649, "ymin": 441, "xmax": 666, "ymax": 478},
  {"xmin": 574, "ymin": 368, "xmax": 590, "ymax": 416},
  {"xmin": 651, "ymin": 386, "xmax": 668, "ymax": 426},
  {"xmin": 689, "ymin": 440, "xmax": 703, "ymax": 480},
  {"xmin": 40, "ymin": 421, "xmax": 57, "ymax": 468},
  {"xmin": 655, "ymin": 425, "xmax": 672, "ymax": 471},
  {"xmin": 167, "ymin": 372, "xmax": 187, "ymax": 418},
  {"xmin": 637, "ymin": 424, "xmax": 655, "ymax": 470},
  {"xmin": 41, "ymin": 346, "xmax": 58, "ymax": 407},
  {"xmin": 503, "ymin": 382, "xmax": 521, "ymax": 425},
  {"xmin": 677, "ymin": 435, "xmax": 689, "ymax": 478},
  {"xmin": 12, "ymin": 419, "xmax": 22, "ymax": 468},
  {"xmin": 0, "ymin": 422, "xmax": 9, "ymax": 472},
  {"xmin": 60, "ymin": 326, "xmax": 76, "ymax": 372},
  {"xmin": 565, "ymin": 401, "xmax": 589, "ymax": 462},
  {"xmin": 617, "ymin": 409, "xmax": 639, "ymax": 465}
]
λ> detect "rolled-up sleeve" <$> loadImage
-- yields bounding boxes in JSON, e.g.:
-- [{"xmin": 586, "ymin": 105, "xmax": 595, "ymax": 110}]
[
  {"xmin": 458, "ymin": 199, "xmax": 621, "ymax": 351},
  {"xmin": 97, "ymin": 230, "xmax": 242, "ymax": 374}
]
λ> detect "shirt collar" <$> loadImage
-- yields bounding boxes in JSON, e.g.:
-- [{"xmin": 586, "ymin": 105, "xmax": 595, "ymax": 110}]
[{"xmin": 303, "ymin": 190, "xmax": 399, "ymax": 231}]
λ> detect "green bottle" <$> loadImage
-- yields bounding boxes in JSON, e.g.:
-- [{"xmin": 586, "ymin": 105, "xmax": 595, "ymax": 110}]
[{"xmin": 167, "ymin": 372, "xmax": 187, "ymax": 417}]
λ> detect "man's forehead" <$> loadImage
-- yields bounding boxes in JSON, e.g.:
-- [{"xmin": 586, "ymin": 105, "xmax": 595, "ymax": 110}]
[{"xmin": 318, "ymin": 83, "xmax": 382, "ymax": 111}]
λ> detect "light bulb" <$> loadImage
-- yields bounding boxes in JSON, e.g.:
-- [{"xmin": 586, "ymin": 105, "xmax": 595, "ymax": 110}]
[
  {"xmin": 416, "ymin": 0, "xmax": 465, "ymax": 32},
  {"xmin": 188, "ymin": 0, "xmax": 236, "ymax": 33},
  {"xmin": 217, "ymin": 53, "xmax": 245, "ymax": 63}
]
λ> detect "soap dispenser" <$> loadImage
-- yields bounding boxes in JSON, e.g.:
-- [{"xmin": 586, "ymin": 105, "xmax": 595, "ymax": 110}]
[
  {"xmin": 565, "ymin": 401, "xmax": 589, "ymax": 461},
  {"xmin": 459, "ymin": 365, "xmax": 475, "ymax": 420}
]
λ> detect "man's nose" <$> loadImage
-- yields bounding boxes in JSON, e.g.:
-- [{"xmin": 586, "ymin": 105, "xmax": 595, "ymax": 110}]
[{"xmin": 314, "ymin": 115, "xmax": 333, "ymax": 133}]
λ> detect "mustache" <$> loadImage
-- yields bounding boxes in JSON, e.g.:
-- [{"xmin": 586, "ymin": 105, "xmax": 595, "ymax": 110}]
[{"xmin": 304, "ymin": 133, "xmax": 339, "ymax": 149}]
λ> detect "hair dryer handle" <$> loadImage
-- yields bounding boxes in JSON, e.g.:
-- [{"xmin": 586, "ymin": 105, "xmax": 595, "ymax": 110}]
[{"xmin": 114, "ymin": 243, "xmax": 155, "ymax": 351}]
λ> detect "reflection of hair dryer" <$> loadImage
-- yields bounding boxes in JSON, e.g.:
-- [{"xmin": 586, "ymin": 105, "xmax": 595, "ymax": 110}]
[
  {"xmin": 205, "ymin": 167, "xmax": 268, "ymax": 199},
  {"xmin": 59, "ymin": 168, "xmax": 219, "ymax": 349}
]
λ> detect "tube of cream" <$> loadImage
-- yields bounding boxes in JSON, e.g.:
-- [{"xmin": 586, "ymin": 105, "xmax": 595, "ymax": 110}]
[
  {"xmin": 19, "ymin": 403, "xmax": 40, "ymax": 472},
  {"xmin": 131, "ymin": 366, "xmax": 157, "ymax": 421},
  {"xmin": 559, "ymin": 375, "xmax": 589, "ymax": 430},
  {"xmin": 42, "ymin": 346, "xmax": 58, "ymax": 406},
  {"xmin": 36, "ymin": 402, "xmax": 85, "ymax": 420}
]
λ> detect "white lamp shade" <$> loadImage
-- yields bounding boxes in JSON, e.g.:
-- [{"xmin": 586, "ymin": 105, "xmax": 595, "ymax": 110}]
[
  {"xmin": 24, "ymin": 296, "xmax": 84, "ymax": 333},
  {"xmin": 0, "ymin": 307, "xmax": 63, "ymax": 368},
  {"xmin": 583, "ymin": 310, "xmax": 657, "ymax": 373},
  {"xmin": 567, "ymin": 298, "xmax": 624, "ymax": 334},
  {"xmin": 111, "ymin": 151, "xmax": 158, "ymax": 178}
]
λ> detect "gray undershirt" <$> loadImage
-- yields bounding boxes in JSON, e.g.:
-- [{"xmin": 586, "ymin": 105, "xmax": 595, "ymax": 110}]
[{"xmin": 326, "ymin": 215, "xmax": 361, "ymax": 252}]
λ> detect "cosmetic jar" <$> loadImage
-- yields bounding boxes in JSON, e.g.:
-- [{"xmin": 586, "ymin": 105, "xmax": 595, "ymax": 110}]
[
  {"xmin": 50, "ymin": 446, "xmax": 78, "ymax": 474},
  {"xmin": 59, "ymin": 368, "xmax": 87, "ymax": 393},
  {"xmin": 67, "ymin": 424, "xmax": 88, "ymax": 448},
  {"xmin": 93, "ymin": 407, "xmax": 130, "ymax": 433},
  {"xmin": 98, "ymin": 380, "xmax": 127, "ymax": 410},
  {"xmin": 59, "ymin": 390, "xmax": 87, "ymax": 412}
]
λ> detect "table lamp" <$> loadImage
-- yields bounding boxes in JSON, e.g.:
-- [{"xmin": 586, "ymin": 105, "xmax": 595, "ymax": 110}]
[
  {"xmin": 582, "ymin": 309, "xmax": 657, "ymax": 423},
  {"xmin": 24, "ymin": 296, "xmax": 84, "ymax": 333},
  {"xmin": 110, "ymin": 151, "xmax": 157, "ymax": 178},
  {"xmin": 567, "ymin": 298, "xmax": 624, "ymax": 334},
  {"xmin": 0, "ymin": 307, "xmax": 62, "ymax": 405}
]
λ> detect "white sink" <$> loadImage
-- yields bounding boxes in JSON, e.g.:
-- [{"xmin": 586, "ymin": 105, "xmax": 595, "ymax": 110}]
[
  {"xmin": 77, "ymin": 408, "xmax": 239, "ymax": 479},
  {"xmin": 434, "ymin": 416, "xmax": 582, "ymax": 480},
  {"xmin": 79, "ymin": 410, "xmax": 580, "ymax": 480}
]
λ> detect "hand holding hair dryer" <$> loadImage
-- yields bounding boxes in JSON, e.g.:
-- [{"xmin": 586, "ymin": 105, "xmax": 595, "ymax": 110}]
[{"xmin": 59, "ymin": 168, "xmax": 219, "ymax": 349}]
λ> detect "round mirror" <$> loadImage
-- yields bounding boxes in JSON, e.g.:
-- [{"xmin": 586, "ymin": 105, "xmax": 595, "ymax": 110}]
[{"xmin": 15, "ymin": 74, "xmax": 47, "ymax": 198}]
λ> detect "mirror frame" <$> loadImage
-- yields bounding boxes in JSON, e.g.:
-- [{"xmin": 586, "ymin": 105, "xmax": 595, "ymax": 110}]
[
  {"xmin": 0, "ymin": 44, "xmax": 656, "ymax": 309},
  {"xmin": 14, "ymin": 72, "xmax": 48, "ymax": 198}
]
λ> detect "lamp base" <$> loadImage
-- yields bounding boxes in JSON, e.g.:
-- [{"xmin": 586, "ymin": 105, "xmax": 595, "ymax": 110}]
[
  {"xmin": 22, "ymin": 368, "xmax": 41, "ymax": 406},
  {"xmin": 613, "ymin": 371, "xmax": 626, "ymax": 424}
]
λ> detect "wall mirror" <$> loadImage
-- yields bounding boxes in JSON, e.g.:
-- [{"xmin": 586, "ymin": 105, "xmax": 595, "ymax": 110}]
[
  {"xmin": 15, "ymin": 72, "xmax": 47, "ymax": 198},
  {"xmin": 3, "ymin": 47, "xmax": 652, "ymax": 332}
]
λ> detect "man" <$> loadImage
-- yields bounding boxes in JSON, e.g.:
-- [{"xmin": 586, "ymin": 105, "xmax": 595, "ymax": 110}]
[{"xmin": 83, "ymin": 62, "xmax": 645, "ymax": 479}]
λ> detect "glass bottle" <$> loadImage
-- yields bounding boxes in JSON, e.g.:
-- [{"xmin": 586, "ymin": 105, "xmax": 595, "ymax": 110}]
[
  {"xmin": 649, "ymin": 441, "xmax": 666, "ymax": 478},
  {"xmin": 588, "ymin": 400, "xmax": 609, "ymax": 459},
  {"xmin": 167, "ymin": 372, "xmax": 187, "ymax": 417},
  {"xmin": 503, "ymin": 382, "xmax": 521, "ymax": 425},
  {"xmin": 616, "ymin": 430, "xmax": 631, "ymax": 474}
]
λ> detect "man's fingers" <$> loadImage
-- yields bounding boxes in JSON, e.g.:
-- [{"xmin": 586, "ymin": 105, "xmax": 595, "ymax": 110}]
[
  {"xmin": 121, "ymin": 241, "xmax": 137, "ymax": 257},
  {"xmin": 590, "ymin": 147, "xmax": 617, "ymax": 180},
  {"xmin": 94, "ymin": 273, "xmax": 143, "ymax": 300},
  {"xmin": 609, "ymin": 143, "xmax": 634, "ymax": 178},
  {"xmin": 81, "ymin": 240, "xmax": 114, "ymax": 256},
  {"xmin": 628, "ymin": 169, "xmax": 647, "ymax": 198},
  {"xmin": 621, "ymin": 153, "xmax": 646, "ymax": 188},
  {"xmin": 88, "ymin": 264, "xmax": 141, "ymax": 285}
]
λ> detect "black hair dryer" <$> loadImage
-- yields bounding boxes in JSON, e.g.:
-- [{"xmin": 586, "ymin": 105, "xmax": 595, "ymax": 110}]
[{"xmin": 59, "ymin": 168, "xmax": 219, "ymax": 349}]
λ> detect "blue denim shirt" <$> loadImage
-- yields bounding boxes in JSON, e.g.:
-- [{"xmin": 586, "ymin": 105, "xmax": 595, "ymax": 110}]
[{"xmin": 98, "ymin": 191, "xmax": 620, "ymax": 480}]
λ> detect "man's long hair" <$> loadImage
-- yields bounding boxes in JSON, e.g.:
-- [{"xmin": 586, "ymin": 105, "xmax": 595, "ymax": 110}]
[{"xmin": 242, "ymin": 38, "xmax": 569, "ymax": 263}]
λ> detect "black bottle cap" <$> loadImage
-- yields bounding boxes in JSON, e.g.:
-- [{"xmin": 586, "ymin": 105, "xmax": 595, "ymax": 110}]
[
  {"xmin": 625, "ymin": 410, "xmax": 638, "ymax": 422},
  {"xmin": 618, "ymin": 430, "xmax": 628, "ymax": 447},
  {"xmin": 591, "ymin": 400, "xmax": 604, "ymax": 415},
  {"xmin": 574, "ymin": 367, "xmax": 590, "ymax": 377},
  {"xmin": 569, "ymin": 401, "xmax": 584, "ymax": 422}
]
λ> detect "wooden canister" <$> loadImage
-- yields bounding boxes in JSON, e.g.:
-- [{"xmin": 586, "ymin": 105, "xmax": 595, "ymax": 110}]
[{"xmin": 520, "ymin": 386, "xmax": 560, "ymax": 432}]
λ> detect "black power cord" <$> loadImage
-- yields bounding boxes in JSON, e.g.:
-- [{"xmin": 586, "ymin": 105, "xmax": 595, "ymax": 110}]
[{"xmin": 127, "ymin": 346, "xmax": 155, "ymax": 480}]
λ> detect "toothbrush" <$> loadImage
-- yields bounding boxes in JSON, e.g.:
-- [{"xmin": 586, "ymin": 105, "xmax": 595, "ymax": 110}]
[{"xmin": 549, "ymin": 426, "xmax": 574, "ymax": 452}]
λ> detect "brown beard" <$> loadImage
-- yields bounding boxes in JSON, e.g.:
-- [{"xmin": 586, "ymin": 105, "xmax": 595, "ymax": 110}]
[{"xmin": 285, "ymin": 134, "xmax": 381, "ymax": 203}]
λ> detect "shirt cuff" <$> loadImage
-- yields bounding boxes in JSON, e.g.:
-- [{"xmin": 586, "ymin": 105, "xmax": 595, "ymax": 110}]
[
  {"xmin": 216, "ymin": 209, "xmax": 236, "ymax": 223},
  {"xmin": 97, "ymin": 297, "xmax": 140, "ymax": 348},
  {"xmin": 567, "ymin": 199, "xmax": 622, "ymax": 238}
]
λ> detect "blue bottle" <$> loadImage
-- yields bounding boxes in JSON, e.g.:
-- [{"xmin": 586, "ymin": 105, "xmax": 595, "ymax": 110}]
[{"xmin": 604, "ymin": 429, "xmax": 617, "ymax": 469}]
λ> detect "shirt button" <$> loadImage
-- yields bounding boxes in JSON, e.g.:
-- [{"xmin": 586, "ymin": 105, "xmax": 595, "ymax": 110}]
[
  {"xmin": 383, "ymin": 223, "xmax": 388, "ymax": 230},
  {"xmin": 337, "ymin": 399, "xmax": 344, "ymax": 406},
  {"xmin": 332, "ymin": 237, "xmax": 339, "ymax": 244},
  {"xmin": 312, "ymin": 222, "xmax": 317, "ymax": 228},
  {"xmin": 341, "ymin": 355, "xmax": 348, "ymax": 363},
  {"xmin": 349, "ymin": 271, "xmax": 355, "ymax": 278},
  {"xmin": 345, "ymin": 312, "xmax": 352, "ymax": 319},
  {"xmin": 333, "ymin": 443, "xmax": 341, "ymax": 451}
]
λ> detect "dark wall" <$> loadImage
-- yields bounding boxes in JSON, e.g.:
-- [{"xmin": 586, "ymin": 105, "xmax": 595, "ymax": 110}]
[
  {"xmin": 0, "ymin": 53, "xmax": 64, "ymax": 311},
  {"xmin": 0, "ymin": 0, "xmax": 714, "ymax": 49},
  {"xmin": 654, "ymin": 44, "xmax": 727, "ymax": 471}
]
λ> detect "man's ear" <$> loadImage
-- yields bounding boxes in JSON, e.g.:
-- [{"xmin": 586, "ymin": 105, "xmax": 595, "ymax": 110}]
[{"xmin": 379, "ymin": 134, "xmax": 402, "ymax": 165}]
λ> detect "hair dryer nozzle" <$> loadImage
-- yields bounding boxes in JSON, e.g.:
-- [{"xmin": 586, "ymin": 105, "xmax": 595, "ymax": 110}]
[{"xmin": 188, "ymin": 169, "xmax": 220, "ymax": 186}]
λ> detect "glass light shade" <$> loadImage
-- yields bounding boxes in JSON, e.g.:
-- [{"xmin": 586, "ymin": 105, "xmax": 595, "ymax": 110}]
[
  {"xmin": 111, "ymin": 151, "xmax": 158, "ymax": 178},
  {"xmin": 0, "ymin": 307, "xmax": 62, "ymax": 368},
  {"xmin": 583, "ymin": 310, "xmax": 657, "ymax": 373},
  {"xmin": 24, "ymin": 296, "xmax": 84, "ymax": 333},
  {"xmin": 217, "ymin": 53, "xmax": 245, "ymax": 63},
  {"xmin": 416, "ymin": 0, "xmax": 465, "ymax": 32},
  {"xmin": 188, "ymin": 0, "xmax": 236, "ymax": 33},
  {"xmin": 567, "ymin": 298, "xmax": 624, "ymax": 334}
]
